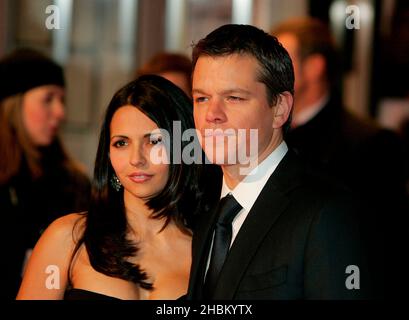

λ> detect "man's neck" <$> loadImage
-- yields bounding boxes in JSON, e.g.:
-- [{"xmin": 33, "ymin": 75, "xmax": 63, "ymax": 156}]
[{"xmin": 221, "ymin": 135, "xmax": 283, "ymax": 190}]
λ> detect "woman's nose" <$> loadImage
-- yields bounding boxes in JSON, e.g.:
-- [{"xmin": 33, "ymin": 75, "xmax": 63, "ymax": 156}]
[
  {"xmin": 129, "ymin": 144, "xmax": 147, "ymax": 167},
  {"xmin": 52, "ymin": 98, "xmax": 65, "ymax": 122}
]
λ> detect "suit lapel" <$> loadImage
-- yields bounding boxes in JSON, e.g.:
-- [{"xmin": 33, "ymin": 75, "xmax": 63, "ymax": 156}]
[{"xmin": 212, "ymin": 151, "xmax": 303, "ymax": 299}]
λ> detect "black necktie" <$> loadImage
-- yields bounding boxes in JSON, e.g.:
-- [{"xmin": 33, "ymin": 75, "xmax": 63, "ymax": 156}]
[{"xmin": 203, "ymin": 194, "xmax": 242, "ymax": 298}]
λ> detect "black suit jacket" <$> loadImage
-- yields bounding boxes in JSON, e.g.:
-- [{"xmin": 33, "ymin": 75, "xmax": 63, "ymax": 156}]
[{"xmin": 187, "ymin": 151, "xmax": 371, "ymax": 300}]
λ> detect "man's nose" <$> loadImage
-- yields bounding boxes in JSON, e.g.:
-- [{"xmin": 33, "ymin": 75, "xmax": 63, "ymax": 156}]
[{"xmin": 205, "ymin": 98, "xmax": 226, "ymax": 124}]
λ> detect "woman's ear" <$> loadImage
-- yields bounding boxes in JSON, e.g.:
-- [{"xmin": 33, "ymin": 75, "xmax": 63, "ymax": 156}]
[{"xmin": 272, "ymin": 91, "xmax": 293, "ymax": 129}]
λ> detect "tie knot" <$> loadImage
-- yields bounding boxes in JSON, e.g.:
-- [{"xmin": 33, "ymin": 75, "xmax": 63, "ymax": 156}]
[{"xmin": 216, "ymin": 194, "xmax": 242, "ymax": 225}]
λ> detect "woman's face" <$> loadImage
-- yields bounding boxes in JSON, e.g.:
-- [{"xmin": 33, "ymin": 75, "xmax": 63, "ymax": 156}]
[
  {"xmin": 22, "ymin": 85, "xmax": 65, "ymax": 146},
  {"xmin": 109, "ymin": 105, "xmax": 169, "ymax": 200}
]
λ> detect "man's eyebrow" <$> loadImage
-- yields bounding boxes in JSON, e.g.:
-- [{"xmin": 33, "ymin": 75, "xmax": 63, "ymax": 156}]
[
  {"xmin": 192, "ymin": 88, "xmax": 252, "ymax": 95},
  {"xmin": 220, "ymin": 88, "xmax": 252, "ymax": 95},
  {"xmin": 192, "ymin": 89, "xmax": 208, "ymax": 95}
]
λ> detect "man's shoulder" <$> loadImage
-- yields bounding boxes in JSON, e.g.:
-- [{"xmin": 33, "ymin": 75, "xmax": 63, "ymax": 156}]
[
  {"xmin": 264, "ymin": 154, "xmax": 360, "ymax": 241},
  {"xmin": 276, "ymin": 150, "xmax": 348, "ymax": 186},
  {"xmin": 272, "ymin": 150, "xmax": 355, "ymax": 206}
]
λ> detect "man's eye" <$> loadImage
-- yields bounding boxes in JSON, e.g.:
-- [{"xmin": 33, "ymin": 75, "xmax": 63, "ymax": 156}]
[
  {"xmin": 113, "ymin": 140, "xmax": 128, "ymax": 148},
  {"xmin": 227, "ymin": 96, "xmax": 244, "ymax": 102},
  {"xmin": 194, "ymin": 97, "xmax": 208, "ymax": 103}
]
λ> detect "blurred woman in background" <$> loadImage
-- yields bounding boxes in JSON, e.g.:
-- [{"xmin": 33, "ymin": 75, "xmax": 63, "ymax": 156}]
[{"xmin": 0, "ymin": 48, "xmax": 91, "ymax": 299}]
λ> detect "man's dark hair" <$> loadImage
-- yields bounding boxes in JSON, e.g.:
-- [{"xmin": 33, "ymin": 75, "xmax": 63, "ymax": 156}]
[{"xmin": 192, "ymin": 24, "xmax": 294, "ymax": 133}]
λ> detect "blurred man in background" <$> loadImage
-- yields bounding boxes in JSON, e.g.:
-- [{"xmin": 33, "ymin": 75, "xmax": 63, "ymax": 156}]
[
  {"xmin": 136, "ymin": 52, "xmax": 192, "ymax": 96},
  {"xmin": 272, "ymin": 17, "xmax": 408, "ymax": 299}
]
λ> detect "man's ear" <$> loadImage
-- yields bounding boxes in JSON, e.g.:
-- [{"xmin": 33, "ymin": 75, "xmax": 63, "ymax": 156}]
[
  {"xmin": 303, "ymin": 53, "xmax": 326, "ymax": 82},
  {"xmin": 272, "ymin": 91, "xmax": 293, "ymax": 129}
]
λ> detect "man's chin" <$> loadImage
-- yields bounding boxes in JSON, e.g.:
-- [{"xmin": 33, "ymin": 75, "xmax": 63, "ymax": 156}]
[{"xmin": 202, "ymin": 149, "xmax": 233, "ymax": 165}]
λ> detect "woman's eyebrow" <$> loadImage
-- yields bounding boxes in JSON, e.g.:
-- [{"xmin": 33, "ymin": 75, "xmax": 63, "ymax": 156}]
[
  {"xmin": 144, "ymin": 132, "xmax": 162, "ymax": 138},
  {"xmin": 110, "ymin": 135, "xmax": 128, "ymax": 140},
  {"xmin": 110, "ymin": 132, "xmax": 161, "ymax": 140}
]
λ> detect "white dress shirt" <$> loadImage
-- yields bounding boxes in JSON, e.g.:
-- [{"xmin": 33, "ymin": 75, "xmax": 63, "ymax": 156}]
[
  {"xmin": 205, "ymin": 141, "xmax": 288, "ymax": 276},
  {"xmin": 221, "ymin": 140, "xmax": 288, "ymax": 245}
]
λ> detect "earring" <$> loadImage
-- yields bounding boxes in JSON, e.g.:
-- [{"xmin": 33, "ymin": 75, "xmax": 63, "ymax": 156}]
[{"xmin": 110, "ymin": 174, "xmax": 122, "ymax": 191}]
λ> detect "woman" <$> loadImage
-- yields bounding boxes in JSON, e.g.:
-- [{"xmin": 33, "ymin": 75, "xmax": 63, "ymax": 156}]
[
  {"xmin": 17, "ymin": 75, "xmax": 212, "ymax": 300},
  {"xmin": 0, "ymin": 48, "xmax": 90, "ymax": 299}
]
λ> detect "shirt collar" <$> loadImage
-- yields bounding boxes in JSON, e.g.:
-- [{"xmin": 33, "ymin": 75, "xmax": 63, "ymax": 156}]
[
  {"xmin": 221, "ymin": 141, "xmax": 288, "ymax": 212},
  {"xmin": 293, "ymin": 93, "xmax": 329, "ymax": 127}
]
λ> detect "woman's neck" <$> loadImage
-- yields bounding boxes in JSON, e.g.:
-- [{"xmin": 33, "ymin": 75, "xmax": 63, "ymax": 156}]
[{"xmin": 123, "ymin": 190, "xmax": 168, "ymax": 240}]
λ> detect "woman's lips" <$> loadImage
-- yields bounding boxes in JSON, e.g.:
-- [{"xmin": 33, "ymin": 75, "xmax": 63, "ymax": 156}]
[{"xmin": 128, "ymin": 173, "xmax": 153, "ymax": 183}]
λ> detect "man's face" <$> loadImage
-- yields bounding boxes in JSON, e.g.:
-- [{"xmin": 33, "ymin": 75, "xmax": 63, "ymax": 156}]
[{"xmin": 192, "ymin": 54, "xmax": 284, "ymax": 168}]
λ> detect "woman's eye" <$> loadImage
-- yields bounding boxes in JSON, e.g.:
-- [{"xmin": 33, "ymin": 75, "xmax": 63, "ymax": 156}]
[
  {"xmin": 44, "ymin": 94, "xmax": 54, "ymax": 104},
  {"xmin": 113, "ymin": 140, "xmax": 128, "ymax": 148},
  {"xmin": 150, "ymin": 136, "xmax": 163, "ymax": 145}
]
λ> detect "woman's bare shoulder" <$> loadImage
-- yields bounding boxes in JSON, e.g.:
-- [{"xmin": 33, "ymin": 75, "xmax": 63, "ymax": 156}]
[
  {"xmin": 16, "ymin": 213, "xmax": 87, "ymax": 299},
  {"xmin": 46, "ymin": 212, "xmax": 87, "ymax": 244}
]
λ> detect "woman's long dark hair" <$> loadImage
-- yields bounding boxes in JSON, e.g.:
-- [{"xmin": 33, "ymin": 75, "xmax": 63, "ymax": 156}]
[{"xmin": 73, "ymin": 75, "xmax": 206, "ymax": 289}]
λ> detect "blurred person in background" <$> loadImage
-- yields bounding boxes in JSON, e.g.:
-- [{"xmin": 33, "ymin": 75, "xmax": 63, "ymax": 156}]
[
  {"xmin": 136, "ymin": 52, "xmax": 192, "ymax": 96},
  {"xmin": 376, "ymin": 2, "xmax": 409, "ymax": 198},
  {"xmin": 272, "ymin": 17, "xmax": 408, "ymax": 299},
  {"xmin": 0, "ymin": 48, "xmax": 91, "ymax": 299}
]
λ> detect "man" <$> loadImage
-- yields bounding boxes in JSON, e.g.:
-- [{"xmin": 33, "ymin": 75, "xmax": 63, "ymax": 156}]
[
  {"xmin": 187, "ymin": 24, "xmax": 370, "ymax": 300},
  {"xmin": 136, "ymin": 52, "xmax": 192, "ymax": 96},
  {"xmin": 272, "ymin": 17, "xmax": 408, "ymax": 298}
]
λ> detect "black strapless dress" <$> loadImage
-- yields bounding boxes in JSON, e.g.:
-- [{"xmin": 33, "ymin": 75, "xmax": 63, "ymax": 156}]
[
  {"xmin": 64, "ymin": 288, "xmax": 120, "ymax": 300},
  {"xmin": 64, "ymin": 288, "xmax": 186, "ymax": 300}
]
